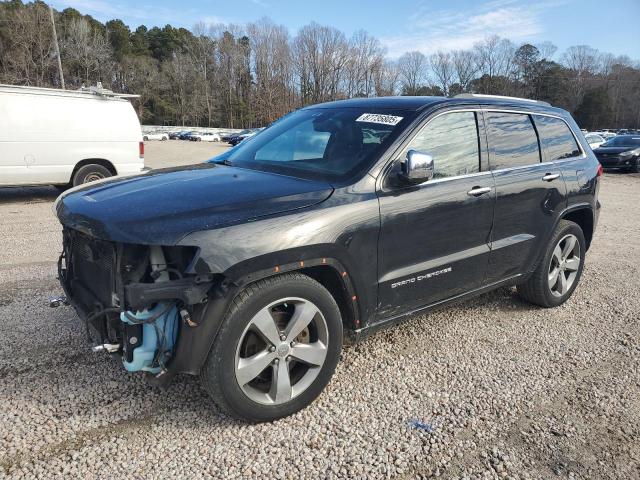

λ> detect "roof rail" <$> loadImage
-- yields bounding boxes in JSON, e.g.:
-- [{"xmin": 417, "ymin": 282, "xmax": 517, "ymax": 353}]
[
  {"xmin": 0, "ymin": 82, "xmax": 139, "ymax": 99},
  {"xmin": 454, "ymin": 93, "xmax": 550, "ymax": 106},
  {"xmin": 78, "ymin": 82, "xmax": 140, "ymax": 99}
]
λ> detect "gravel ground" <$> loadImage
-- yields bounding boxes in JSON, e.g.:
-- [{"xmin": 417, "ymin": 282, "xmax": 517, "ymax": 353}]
[
  {"xmin": 0, "ymin": 160, "xmax": 638, "ymax": 479},
  {"xmin": 143, "ymin": 139, "xmax": 229, "ymax": 169}
]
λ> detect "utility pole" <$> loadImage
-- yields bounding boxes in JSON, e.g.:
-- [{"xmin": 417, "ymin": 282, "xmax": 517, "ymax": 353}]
[{"xmin": 49, "ymin": 6, "xmax": 65, "ymax": 89}]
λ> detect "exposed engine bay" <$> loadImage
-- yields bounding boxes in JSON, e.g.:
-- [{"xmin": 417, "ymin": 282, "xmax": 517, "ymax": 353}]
[{"xmin": 57, "ymin": 227, "xmax": 214, "ymax": 377}]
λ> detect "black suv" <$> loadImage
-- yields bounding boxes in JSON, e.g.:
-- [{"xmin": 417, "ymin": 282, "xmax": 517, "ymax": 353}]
[{"xmin": 55, "ymin": 95, "xmax": 601, "ymax": 422}]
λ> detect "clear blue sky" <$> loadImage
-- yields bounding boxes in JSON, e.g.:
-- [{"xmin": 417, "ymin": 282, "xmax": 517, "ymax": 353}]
[{"xmin": 49, "ymin": 0, "xmax": 640, "ymax": 60}]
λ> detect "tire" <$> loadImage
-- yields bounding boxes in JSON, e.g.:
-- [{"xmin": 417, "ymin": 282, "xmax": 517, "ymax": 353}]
[
  {"xmin": 143, "ymin": 136, "xmax": 148, "ymax": 141},
  {"xmin": 72, "ymin": 164, "xmax": 112, "ymax": 186},
  {"xmin": 200, "ymin": 273, "xmax": 343, "ymax": 422},
  {"xmin": 517, "ymin": 220, "xmax": 586, "ymax": 308}
]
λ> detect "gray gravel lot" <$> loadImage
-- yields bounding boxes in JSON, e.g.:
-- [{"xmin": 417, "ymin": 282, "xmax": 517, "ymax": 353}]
[
  {"xmin": 0, "ymin": 149, "xmax": 638, "ymax": 479},
  {"xmin": 143, "ymin": 139, "xmax": 229, "ymax": 169}
]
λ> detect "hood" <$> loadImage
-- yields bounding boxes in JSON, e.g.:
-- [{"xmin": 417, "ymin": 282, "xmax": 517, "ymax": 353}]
[
  {"xmin": 57, "ymin": 164, "xmax": 334, "ymax": 245},
  {"xmin": 593, "ymin": 146, "xmax": 640, "ymax": 155}
]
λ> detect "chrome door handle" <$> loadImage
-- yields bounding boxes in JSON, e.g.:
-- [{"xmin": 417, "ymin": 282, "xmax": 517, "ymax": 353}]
[
  {"xmin": 542, "ymin": 173, "xmax": 560, "ymax": 181},
  {"xmin": 467, "ymin": 186, "xmax": 492, "ymax": 197}
]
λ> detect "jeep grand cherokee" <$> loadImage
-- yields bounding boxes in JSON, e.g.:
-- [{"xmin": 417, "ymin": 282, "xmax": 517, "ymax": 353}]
[{"xmin": 55, "ymin": 94, "xmax": 601, "ymax": 422}]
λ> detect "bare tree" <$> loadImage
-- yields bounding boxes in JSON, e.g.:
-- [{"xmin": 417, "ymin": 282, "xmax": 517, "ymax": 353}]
[
  {"xmin": 536, "ymin": 41, "xmax": 557, "ymax": 60},
  {"xmin": 345, "ymin": 30, "xmax": 385, "ymax": 97},
  {"xmin": 561, "ymin": 45, "xmax": 600, "ymax": 110},
  {"xmin": 248, "ymin": 18, "xmax": 295, "ymax": 124},
  {"xmin": 430, "ymin": 51, "xmax": 454, "ymax": 96},
  {"xmin": 397, "ymin": 51, "xmax": 427, "ymax": 95},
  {"xmin": 473, "ymin": 36, "xmax": 517, "ymax": 94},
  {"xmin": 61, "ymin": 17, "xmax": 112, "ymax": 85},
  {"xmin": 451, "ymin": 50, "xmax": 477, "ymax": 92},
  {"xmin": 373, "ymin": 59, "xmax": 400, "ymax": 96},
  {"xmin": 0, "ymin": 2, "xmax": 56, "ymax": 86},
  {"xmin": 292, "ymin": 23, "xmax": 350, "ymax": 105}
]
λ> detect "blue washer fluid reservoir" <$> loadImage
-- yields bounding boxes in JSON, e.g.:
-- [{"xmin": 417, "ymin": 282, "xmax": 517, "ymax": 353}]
[{"xmin": 120, "ymin": 303, "xmax": 179, "ymax": 374}]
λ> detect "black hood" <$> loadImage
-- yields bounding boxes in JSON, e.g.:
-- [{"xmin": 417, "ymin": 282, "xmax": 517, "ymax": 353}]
[
  {"xmin": 593, "ymin": 146, "xmax": 640, "ymax": 155},
  {"xmin": 56, "ymin": 164, "xmax": 334, "ymax": 245}
]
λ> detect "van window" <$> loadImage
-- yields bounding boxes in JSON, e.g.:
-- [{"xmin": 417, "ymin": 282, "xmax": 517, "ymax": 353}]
[
  {"xmin": 533, "ymin": 115, "xmax": 581, "ymax": 160},
  {"xmin": 486, "ymin": 112, "xmax": 541, "ymax": 170},
  {"xmin": 404, "ymin": 111, "xmax": 480, "ymax": 179}
]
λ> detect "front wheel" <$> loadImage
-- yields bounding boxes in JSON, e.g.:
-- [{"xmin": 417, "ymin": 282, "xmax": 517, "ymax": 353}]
[
  {"xmin": 200, "ymin": 273, "xmax": 343, "ymax": 422},
  {"xmin": 517, "ymin": 220, "xmax": 586, "ymax": 308}
]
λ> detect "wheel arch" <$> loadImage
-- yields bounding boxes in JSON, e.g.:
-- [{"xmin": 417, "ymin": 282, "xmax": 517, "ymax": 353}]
[
  {"xmin": 168, "ymin": 256, "xmax": 361, "ymax": 379},
  {"xmin": 560, "ymin": 204, "xmax": 594, "ymax": 250},
  {"xmin": 69, "ymin": 158, "xmax": 117, "ymax": 183},
  {"xmin": 230, "ymin": 257, "xmax": 361, "ymax": 332}
]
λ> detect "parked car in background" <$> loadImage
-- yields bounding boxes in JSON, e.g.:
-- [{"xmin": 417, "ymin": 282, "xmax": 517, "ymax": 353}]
[
  {"xmin": 168, "ymin": 131, "xmax": 183, "ymax": 140},
  {"xmin": 0, "ymin": 84, "xmax": 144, "ymax": 187},
  {"xmin": 55, "ymin": 94, "xmax": 600, "ymax": 422},
  {"xmin": 225, "ymin": 129, "xmax": 253, "ymax": 144},
  {"xmin": 593, "ymin": 131, "xmax": 616, "ymax": 141},
  {"xmin": 228, "ymin": 128, "xmax": 264, "ymax": 146},
  {"xmin": 192, "ymin": 132, "xmax": 221, "ymax": 142},
  {"xmin": 593, "ymin": 135, "xmax": 640, "ymax": 172},
  {"xmin": 178, "ymin": 131, "xmax": 194, "ymax": 140},
  {"xmin": 143, "ymin": 132, "xmax": 169, "ymax": 141},
  {"xmin": 585, "ymin": 133, "xmax": 606, "ymax": 149}
]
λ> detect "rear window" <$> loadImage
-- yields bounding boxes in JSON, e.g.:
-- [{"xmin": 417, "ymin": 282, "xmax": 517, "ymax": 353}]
[
  {"xmin": 533, "ymin": 115, "xmax": 581, "ymax": 160},
  {"xmin": 486, "ymin": 112, "xmax": 541, "ymax": 170}
]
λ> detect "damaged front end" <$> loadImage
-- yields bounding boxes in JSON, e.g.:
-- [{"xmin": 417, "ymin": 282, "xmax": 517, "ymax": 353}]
[{"xmin": 58, "ymin": 227, "xmax": 218, "ymax": 382}]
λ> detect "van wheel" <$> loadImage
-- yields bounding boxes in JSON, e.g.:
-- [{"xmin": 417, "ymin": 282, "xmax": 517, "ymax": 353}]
[
  {"xmin": 72, "ymin": 164, "xmax": 112, "ymax": 186},
  {"xmin": 143, "ymin": 136, "xmax": 148, "ymax": 141},
  {"xmin": 200, "ymin": 273, "xmax": 343, "ymax": 422},
  {"xmin": 517, "ymin": 220, "xmax": 586, "ymax": 308}
]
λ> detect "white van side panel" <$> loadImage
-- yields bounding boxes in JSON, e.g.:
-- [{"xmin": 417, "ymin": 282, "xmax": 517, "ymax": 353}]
[{"xmin": 0, "ymin": 89, "xmax": 143, "ymax": 186}]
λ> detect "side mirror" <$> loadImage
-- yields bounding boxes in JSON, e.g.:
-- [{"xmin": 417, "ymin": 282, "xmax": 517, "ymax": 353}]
[{"xmin": 400, "ymin": 150, "xmax": 434, "ymax": 184}]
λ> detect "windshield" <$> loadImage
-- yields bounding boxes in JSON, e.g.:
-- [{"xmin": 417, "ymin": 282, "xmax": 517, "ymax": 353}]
[
  {"xmin": 602, "ymin": 136, "xmax": 640, "ymax": 148},
  {"xmin": 223, "ymin": 107, "xmax": 414, "ymax": 181}
]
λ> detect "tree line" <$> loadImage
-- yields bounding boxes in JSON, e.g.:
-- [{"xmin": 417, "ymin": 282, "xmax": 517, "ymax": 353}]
[{"xmin": 1, "ymin": 0, "xmax": 639, "ymax": 130}]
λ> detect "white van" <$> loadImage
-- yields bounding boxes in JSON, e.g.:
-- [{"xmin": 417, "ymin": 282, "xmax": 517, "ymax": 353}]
[{"xmin": 0, "ymin": 84, "xmax": 144, "ymax": 187}]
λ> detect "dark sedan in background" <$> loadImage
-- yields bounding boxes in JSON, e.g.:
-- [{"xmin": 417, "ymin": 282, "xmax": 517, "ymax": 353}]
[{"xmin": 593, "ymin": 135, "xmax": 640, "ymax": 172}]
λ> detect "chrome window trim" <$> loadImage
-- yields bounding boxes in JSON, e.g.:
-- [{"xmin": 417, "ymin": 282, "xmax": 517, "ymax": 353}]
[
  {"xmin": 408, "ymin": 170, "xmax": 493, "ymax": 187},
  {"xmin": 380, "ymin": 106, "xmax": 586, "ymax": 189}
]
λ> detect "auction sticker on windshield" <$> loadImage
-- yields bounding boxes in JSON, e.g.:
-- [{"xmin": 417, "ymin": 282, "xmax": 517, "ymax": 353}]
[{"xmin": 355, "ymin": 113, "xmax": 404, "ymax": 126}]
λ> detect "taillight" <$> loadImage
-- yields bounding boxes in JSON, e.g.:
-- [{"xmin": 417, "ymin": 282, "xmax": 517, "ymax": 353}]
[
  {"xmin": 139, "ymin": 141, "xmax": 144, "ymax": 159},
  {"xmin": 597, "ymin": 164, "xmax": 603, "ymax": 177}
]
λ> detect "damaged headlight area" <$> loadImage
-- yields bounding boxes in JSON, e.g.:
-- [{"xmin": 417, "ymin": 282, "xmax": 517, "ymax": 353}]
[{"xmin": 58, "ymin": 227, "xmax": 214, "ymax": 376}]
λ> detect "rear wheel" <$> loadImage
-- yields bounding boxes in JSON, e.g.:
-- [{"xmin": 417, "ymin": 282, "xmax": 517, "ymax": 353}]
[
  {"xmin": 517, "ymin": 220, "xmax": 586, "ymax": 307},
  {"xmin": 143, "ymin": 136, "xmax": 148, "ymax": 141},
  {"xmin": 72, "ymin": 164, "xmax": 112, "ymax": 186},
  {"xmin": 200, "ymin": 273, "xmax": 342, "ymax": 422}
]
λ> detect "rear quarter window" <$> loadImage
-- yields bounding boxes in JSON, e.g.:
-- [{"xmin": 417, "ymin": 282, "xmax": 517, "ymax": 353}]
[{"xmin": 533, "ymin": 115, "xmax": 581, "ymax": 161}]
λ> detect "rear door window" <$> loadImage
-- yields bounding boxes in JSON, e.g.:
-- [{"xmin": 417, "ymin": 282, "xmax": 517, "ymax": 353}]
[
  {"xmin": 533, "ymin": 115, "xmax": 582, "ymax": 160},
  {"xmin": 486, "ymin": 112, "xmax": 541, "ymax": 170}
]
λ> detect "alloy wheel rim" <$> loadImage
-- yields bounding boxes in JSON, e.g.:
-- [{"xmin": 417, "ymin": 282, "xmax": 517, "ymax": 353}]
[
  {"xmin": 548, "ymin": 234, "xmax": 581, "ymax": 297},
  {"xmin": 234, "ymin": 297, "xmax": 329, "ymax": 405}
]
